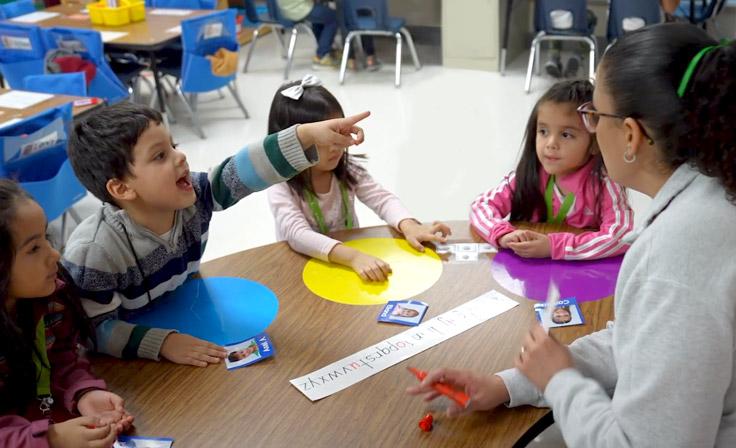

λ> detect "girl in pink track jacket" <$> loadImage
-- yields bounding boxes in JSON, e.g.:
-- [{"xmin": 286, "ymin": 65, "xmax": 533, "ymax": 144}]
[{"xmin": 470, "ymin": 80, "xmax": 634, "ymax": 260}]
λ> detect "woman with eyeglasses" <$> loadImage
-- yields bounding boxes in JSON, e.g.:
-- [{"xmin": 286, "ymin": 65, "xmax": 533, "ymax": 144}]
[{"xmin": 409, "ymin": 23, "xmax": 736, "ymax": 447}]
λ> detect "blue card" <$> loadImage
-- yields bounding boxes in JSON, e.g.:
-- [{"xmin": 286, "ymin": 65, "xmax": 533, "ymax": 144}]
[
  {"xmin": 224, "ymin": 332, "xmax": 275, "ymax": 370},
  {"xmin": 115, "ymin": 436, "xmax": 174, "ymax": 448},
  {"xmin": 534, "ymin": 297, "xmax": 585, "ymax": 328},
  {"xmin": 377, "ymin": 300, "xmax": 428, "ymax": 326}
]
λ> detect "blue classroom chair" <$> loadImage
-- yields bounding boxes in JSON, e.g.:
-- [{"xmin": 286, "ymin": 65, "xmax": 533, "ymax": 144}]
[
  {"xmin": 241, "ymin": 0, "xmax": 291, "ymax": 73},
  {"xmin": 0, "ymin": 0, "xmax": 36, "ymax": 20},
  {"xmin": 525, "ymin": 0, "xmax": 597, "ymax": 93},
  {"xmin": 23, "ymin": 72, "xmax": 87, "ymax": 96},
  {"xmin": 339, "ymin": 0, "xmax": 421, "ymax": 88},
  {"xmin": 0, "ymin": 22, "xmax": 46, "ymax": 89},
  {"xmin": 265, "ymin": 0, "xmax": 315, "ymax": 79},
  {"xmin": 43, "ymin": 27, "xmax": 130, "ymax": 103},
  {"xmin": 158, "ymin": 9, "xmax": 249, "ymax": 139},
  {"xmin": 147, "ymin": 0, "xmax": 216, "ymax": 8},
  {"xmin": 0, "ymin": 103, "xmax": 86, "ymax": 240},
  {"xmin": 606, "ymin": 0, "xmax": 662, "ymax": 48}
]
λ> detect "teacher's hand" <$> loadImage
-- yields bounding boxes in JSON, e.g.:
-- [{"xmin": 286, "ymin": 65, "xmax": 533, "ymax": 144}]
[
  {"xmin": 516, "ymin": 325, "xmax": 574, "ymax": 391},
  {"xmin": 406, "ymin": 368, "xmax": 510, "ymax": 417}
]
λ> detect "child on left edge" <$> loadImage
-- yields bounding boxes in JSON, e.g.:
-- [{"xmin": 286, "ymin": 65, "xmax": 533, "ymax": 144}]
[{"xmin": 0, "ymin": 179, "xmax": 133, "ymax": 448}]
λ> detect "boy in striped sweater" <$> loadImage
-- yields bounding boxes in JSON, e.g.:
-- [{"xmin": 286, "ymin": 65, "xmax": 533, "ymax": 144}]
[{"xmin": 61, "ymin": 103, "xmax": 368, "ymax": 366}]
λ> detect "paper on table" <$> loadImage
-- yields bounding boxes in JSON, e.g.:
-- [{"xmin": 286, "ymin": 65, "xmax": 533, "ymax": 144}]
[
  {"xmin": 10, "ymin": 11, "xmax": 60, "ymax": 23},
  {"xmin": 0, "ymin": 91, "xmax": 53, "ymax": 110},
  {"xmin": 290, "ymin": 290, "xmax": 519, "ymax": 401},
  {"xmin": 100, "ymin": 31, "xmax": 128, "ymax": 43},
  {"xmin": 166, "ymin": 25, "xmax": 182, "ymax": 34},
  {"xmin": 0, "ymin": 118, "xmax": 23, "ymax": 130},
  {"xmin": 150, "ymin": 8, "xmax": 192, "ymax": 16}
]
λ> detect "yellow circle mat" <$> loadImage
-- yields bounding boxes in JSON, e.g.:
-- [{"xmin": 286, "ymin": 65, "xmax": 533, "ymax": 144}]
[{"xmin": 302, "ymin": 238, "xmax": 443, "ymax": 305}]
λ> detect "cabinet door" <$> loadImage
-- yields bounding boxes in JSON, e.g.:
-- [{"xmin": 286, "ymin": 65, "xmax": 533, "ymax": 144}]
[{"xmin": 442, "ymin": 0, "xmax": 500, "ymax": 70}]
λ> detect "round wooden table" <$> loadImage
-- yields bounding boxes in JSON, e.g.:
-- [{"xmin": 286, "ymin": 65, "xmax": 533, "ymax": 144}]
[{"xmin": 92, "ymin": 221, "xmax": 614, "ymax": 447}]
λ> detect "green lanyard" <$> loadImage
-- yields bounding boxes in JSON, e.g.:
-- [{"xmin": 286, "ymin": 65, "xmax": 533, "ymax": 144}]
[
  {"xmin": 545, "ymin": 175, "xmax": 575, "ymax": 225},
  {"xmin": 33, "ymin": 316, "xmax": 53, "ymax": 415},
  {"xmin": 304, "ymin": 181, "xmax": 353, "ymax": 234}
]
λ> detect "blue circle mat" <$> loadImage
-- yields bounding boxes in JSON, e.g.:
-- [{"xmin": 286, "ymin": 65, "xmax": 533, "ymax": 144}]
[{"xmin": 128, "ymin": 277, "xmax": 279, "ymax": 346}]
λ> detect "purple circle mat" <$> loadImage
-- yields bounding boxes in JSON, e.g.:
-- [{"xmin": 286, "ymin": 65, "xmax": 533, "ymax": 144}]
[{"xmin": 490, "ymin": 250, "xmax": 623, "ymax": 302}]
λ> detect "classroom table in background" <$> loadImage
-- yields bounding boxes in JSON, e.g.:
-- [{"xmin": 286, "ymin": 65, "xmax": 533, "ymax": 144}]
[
  {"xmin": 91, "ymin": 221, "xmax": 614, "ymax": 447},
  {"xmin": 0, "ymin": 88, "xmax": 103, "ymax": 125},
  {"xmin": 19, "ymin": 5, "xmax": 213, "ymax": 122}
]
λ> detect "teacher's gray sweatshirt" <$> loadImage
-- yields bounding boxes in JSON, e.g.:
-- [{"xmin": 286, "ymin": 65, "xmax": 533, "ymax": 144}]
[{"xmin": 498, "ymin": 164, "xmax": 736, "ymax": 447}]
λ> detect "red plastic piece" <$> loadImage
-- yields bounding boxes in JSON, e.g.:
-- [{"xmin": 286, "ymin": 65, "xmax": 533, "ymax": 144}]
[{"xmin": 418, "ymin": 414, "xmax": 434, "ymax": 432}]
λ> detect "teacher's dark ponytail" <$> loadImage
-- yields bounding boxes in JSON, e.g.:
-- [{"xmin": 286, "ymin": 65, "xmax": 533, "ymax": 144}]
[{"xmin": 602, "ymin": 23, "xmax": 736, "ymax": 200}]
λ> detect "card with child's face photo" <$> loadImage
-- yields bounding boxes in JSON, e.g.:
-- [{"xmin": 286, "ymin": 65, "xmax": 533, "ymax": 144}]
[
  {"xmin": 377, "ymin": 300, "xmax": 429, "ymax": 326},
  {"xmin": 534, "ymin": 298, "xmax": 585, "ymax": 328},
  {"xmin": 224, "ymin": 333, "xmax": 275, "ymax": 370},
  {"xmin": 114, "ymin": 436, "xmax": 174, "ymax": 448}
]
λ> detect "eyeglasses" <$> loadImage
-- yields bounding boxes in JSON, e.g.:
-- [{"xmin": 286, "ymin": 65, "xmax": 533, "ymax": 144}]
[
  {"xmin": 576, "ymin": 101, "xmax": 626, "ymax": 133},
  {"xmin": 577, "ymin": 101, "xmax": 656, "ymax": 145}
]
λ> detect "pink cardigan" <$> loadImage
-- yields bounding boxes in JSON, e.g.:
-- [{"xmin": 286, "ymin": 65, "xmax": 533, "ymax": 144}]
[
  {"xmin": 267, "ymin": 170, "xmax": 414, "ymax": 261},
  {"xmin": 470, "ymin": 160, "xmax": 634, "ymax": 260}
]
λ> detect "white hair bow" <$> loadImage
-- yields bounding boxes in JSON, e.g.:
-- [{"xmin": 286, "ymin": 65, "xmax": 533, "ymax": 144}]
[{"xmin": 280, "ymin": 74, "xmax": 322, "ymax": 100}]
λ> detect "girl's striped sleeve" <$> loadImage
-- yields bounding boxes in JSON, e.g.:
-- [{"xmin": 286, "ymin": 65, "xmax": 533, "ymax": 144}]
[{"xmin": 548, "ymin": 177, "xmax": 634, "ymax": 260}]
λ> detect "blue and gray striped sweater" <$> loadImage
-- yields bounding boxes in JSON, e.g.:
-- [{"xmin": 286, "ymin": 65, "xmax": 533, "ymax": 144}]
[{"xmin": 61, "ymin": 126, "xmax": 316, "ymax": 360}]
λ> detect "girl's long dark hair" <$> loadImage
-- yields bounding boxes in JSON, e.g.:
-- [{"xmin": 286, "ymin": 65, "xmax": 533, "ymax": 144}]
[
  {"xmin": 267, "ymin": 81, "xmax": 364, "ymax": 198},
  {"xmin": 0, "ymin": 179, "xmax": 94, "ymax": 413},
  {"xmin": 511, "ymin": 80, "xmax": 601, "ymax": 222},
  {"xmin": 602, "ymin": 23, "xmax": 736, "ymax": 201}
]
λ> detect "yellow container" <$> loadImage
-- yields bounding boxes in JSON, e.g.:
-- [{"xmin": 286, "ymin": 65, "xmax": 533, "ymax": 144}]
[
  {"xmin": 87, "ymin": 3, "xmax": 106, "ymax": 25},
  {"xmin": 124, "ymin": 0, "xmax": 145, "ymax": 22},
  {"xmin": 87, "ymin": 2, "xmax": 132, "ymax": 27}
]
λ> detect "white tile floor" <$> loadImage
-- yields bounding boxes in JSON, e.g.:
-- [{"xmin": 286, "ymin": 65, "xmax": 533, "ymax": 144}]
[{"xmin": 58, "ymin": 32, "xmax": 651, "ymax": 262}]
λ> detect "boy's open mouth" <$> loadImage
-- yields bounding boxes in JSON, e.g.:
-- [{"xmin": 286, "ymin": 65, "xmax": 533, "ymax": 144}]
[{"xmin": 176, "ymin": 172, "xmax": 193, "ymax": 191}]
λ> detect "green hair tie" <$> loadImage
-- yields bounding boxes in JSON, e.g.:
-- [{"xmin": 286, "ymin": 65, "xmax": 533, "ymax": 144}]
[{"xmin": 677, "ymin": 45, "xmax": 718, "ymax": 98}]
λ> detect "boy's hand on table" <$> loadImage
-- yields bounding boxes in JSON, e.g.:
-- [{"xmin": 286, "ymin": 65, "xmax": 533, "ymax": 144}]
[{"xmin": 160, "ymin": 333, "xmax": 227, "ymax": 367}]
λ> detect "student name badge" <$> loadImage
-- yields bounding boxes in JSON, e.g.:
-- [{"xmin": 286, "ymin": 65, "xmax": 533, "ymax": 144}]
[
  {"xmin": 534, "ymin": 297, "xmax": 585, "ymax": 328},
  {"xmin": 204, "ymin": 22, "xmax": 223, "ymax": 39},
  {"xmin": 115, "ymin": 436, "xmax": 174, "ymax": 448},
  {"xmin": 377, "ymin": 300, "xmax": 428, "ymax": 327},
  {"xmin": 224, "ymin": 333, "xmax": 275, "ymax": 370}
]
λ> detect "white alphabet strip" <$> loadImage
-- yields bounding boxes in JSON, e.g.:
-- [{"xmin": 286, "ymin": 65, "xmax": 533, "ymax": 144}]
[{"xmin": 290, "ymin": 290, "xmax": 518, "ymax": 401}]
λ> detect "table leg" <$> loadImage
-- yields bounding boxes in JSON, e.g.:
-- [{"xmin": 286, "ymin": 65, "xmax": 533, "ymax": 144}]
[
  {"xmin": 690, "ymin": 0, "xmax": 695, "ymax": 23},
  {"xmin": 148, "ymin": 50, "xmax": 169, "ymax": 127},
  {"xmin": 500, "ymin": 0, "xmax": 515, "ymax": 75}
]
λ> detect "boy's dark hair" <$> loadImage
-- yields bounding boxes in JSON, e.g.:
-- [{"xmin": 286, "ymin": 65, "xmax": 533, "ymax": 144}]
[
  {"xmin": 0, "ymin": 180, "xmax": 94, "ymax": 413},
  {"xmin": 68, "ymin": 102, "xmax": 163, "ymax": 204},
  {"xmin": 602, "ymin": 23, "xmax": 736, "ymax": 201},
  {"xmin": 511, "ymin": 80, "xmax": 602, "ymax": 222},
  {"xmin": 267, "ymin": 81, "xmax": 364, "ymax": 198}
]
